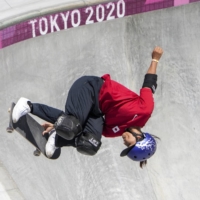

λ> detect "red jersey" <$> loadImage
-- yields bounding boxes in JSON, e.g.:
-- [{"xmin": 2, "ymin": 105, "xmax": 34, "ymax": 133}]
[{"xmin": 99, "ymin": 74, "xmax": 154, "ymax": 137}]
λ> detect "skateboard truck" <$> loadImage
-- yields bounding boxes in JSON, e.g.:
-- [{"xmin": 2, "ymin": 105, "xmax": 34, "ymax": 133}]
[
  {"xmin": 33, "ymin": 149, "xmax": 41, "ymax": 156},
  {"xmin": 7, "ymin": 108, "xmax": 14, "ymax": 133}
]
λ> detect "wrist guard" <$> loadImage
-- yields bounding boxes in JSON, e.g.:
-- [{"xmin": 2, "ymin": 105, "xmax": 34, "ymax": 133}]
[{"xmin": 142, "ymin": 74, "xmax": 157, "ymax": 93}]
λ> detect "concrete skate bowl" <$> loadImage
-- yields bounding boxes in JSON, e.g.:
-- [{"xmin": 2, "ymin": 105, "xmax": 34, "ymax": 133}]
[{"xmin": 1, "ymin": 0, "xmax": 200, "ymax": 200}]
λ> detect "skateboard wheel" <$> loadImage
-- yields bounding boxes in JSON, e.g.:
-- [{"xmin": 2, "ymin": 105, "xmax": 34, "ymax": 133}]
[
  {"xmin": 33, "ymin": 149, "xmax": 41, "ymax": 156},
  {"xmin": 8, "ymin": 108, "xmax": 11, "ymax": 113},
  {"xmin": 6, "ymin": 127, "xmax": 13, "ymax": 133}
]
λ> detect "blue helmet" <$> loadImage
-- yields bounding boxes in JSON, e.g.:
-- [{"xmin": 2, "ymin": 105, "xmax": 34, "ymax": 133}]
[{"xmin": 120, "ymin": 133, "xmax": 157, "ymax": 161}]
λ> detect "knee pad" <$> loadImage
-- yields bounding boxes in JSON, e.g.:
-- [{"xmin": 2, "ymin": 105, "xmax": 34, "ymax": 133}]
[
  {"xmin": 76, "ymin": 132, "xmax": 102, "ymax": 156},
  {"xmin": 54, "ymin": 114, "xmax": 82, "ymax": 140}
]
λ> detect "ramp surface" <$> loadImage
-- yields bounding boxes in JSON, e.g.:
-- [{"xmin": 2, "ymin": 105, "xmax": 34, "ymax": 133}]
[{"xmin": 0, "ymin": 1, "xmax": 200, "ymax": 200}]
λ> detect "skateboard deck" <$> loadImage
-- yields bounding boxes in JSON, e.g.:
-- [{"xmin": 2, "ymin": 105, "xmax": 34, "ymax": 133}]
[{"xmin": 7, "ymin": 102, "xmax": 61, "ymax": 159}]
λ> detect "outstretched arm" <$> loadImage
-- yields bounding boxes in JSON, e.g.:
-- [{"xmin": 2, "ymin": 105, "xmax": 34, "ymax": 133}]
[
  {"xmin": 142, "ymin": 46, "xmax": 163, "ymax": 93},
  {"xmin": 146, "ymin": 46, "xmax": 163, "ymax": 74}
]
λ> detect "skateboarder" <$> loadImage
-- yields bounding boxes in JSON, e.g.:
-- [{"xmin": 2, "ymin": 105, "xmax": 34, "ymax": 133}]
[{"xmin": 12, "ymin": 46, "xmax": 163, "ymax": 168}]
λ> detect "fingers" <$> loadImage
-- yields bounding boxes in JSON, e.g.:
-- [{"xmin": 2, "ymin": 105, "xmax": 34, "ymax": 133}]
[
  {"xmin": 152, "ymin": 46, "xmax": 163, "ymax": 61},
  {"xmin": 42, "ymin": 130, "xmax": 48, "ymax": 135},
  {"xmin": 41, "ymin": 122, "xmax": 54, "ymax": 135},
  {"xmin": 42, "ymin": 122, "xmax": 53, "ymax": 127},
  {"xmin": 154, "ymin": 46, "xmax": 163, "ymax": 54},
  {"xmin": 41, "ymin": 124, "xmax": 46, "ymax": 128},
  {"xmin": 42, "ymin": 127, "xmax": 54, "ymax": 135}
]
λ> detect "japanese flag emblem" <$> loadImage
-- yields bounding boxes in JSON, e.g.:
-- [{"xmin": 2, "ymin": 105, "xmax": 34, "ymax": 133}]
[{"xmin": 112, "ymin": 126, "xmax": 120, "ymax": 133}]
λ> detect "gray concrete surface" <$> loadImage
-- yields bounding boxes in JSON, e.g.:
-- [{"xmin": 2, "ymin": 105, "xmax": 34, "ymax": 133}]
[
  {"xmin": 0, "ymin": 162, "xmax": 24, "ymax": 200},
  {"xmin": 1, "ymin": 1, "xmax": 200, "ymax": 200}
]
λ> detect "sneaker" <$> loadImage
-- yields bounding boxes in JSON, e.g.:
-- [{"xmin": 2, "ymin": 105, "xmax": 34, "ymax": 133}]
[
  {"xmin": 45, "ymin": 129, "xmax": 59, "ymax": 158},
  {"xmin": 12, "ymin": 97, "xmax": 31, "ymax": 123}
]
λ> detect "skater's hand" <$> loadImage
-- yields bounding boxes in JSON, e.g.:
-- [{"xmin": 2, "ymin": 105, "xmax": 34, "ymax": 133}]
[
  {"xmin": 42, "ymin": 122, "xmax": 54, "ymax": 135},
  {"xmin": 152, "ymin": 46, "xmax": 163, "ymax": 61}
]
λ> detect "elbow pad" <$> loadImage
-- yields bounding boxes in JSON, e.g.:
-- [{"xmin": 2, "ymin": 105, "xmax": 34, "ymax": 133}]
[{"xmin": 142, "ymin": 74, "xmax": 157, "ymax": 93}]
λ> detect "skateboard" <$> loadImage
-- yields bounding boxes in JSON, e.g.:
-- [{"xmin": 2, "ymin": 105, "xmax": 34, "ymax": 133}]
[{"xmin": 6, "ymin": 102, "xmax": 61, "ymax": 159}]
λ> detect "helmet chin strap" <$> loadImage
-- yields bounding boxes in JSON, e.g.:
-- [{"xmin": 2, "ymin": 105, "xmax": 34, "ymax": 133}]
[{"xmin": 126, "ymin": 129, "xmax": 144, "ymax": 142}]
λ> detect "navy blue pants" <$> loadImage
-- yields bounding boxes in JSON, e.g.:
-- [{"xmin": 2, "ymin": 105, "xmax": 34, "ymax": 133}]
[{"xmin": 32, "ymin": 76, "xmax": 104, "ymax": 147}]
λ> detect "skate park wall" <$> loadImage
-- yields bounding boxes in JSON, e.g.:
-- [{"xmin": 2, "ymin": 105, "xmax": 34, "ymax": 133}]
[{"xmin": 1, "ymin": 1, "xmax": 200, "ymax": 200}]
